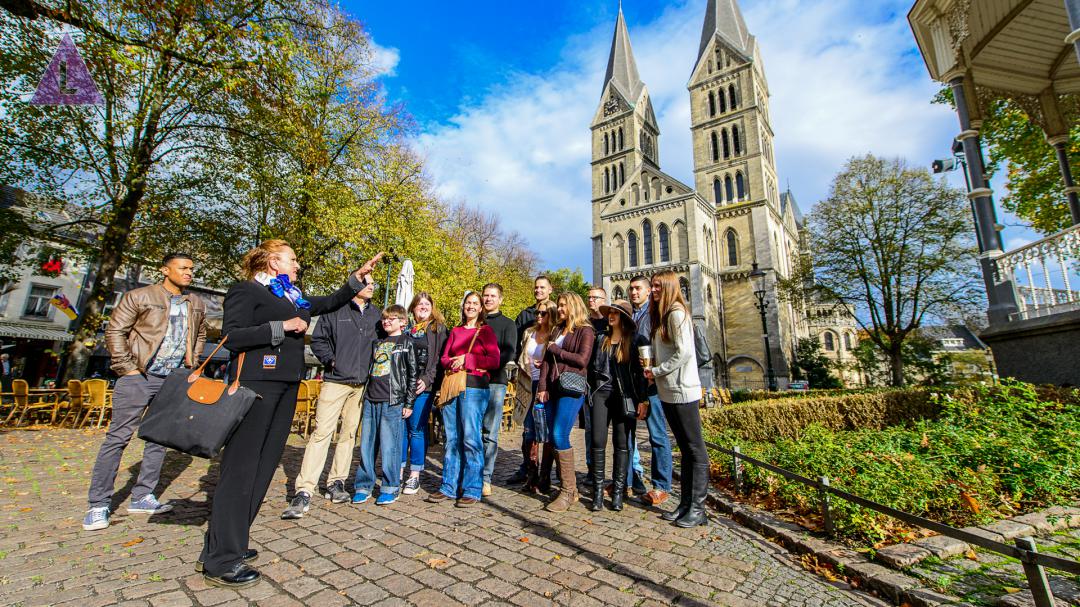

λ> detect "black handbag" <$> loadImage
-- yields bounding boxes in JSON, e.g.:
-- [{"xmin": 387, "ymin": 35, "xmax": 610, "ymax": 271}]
[
  {"xmin": 138, "ymin": 338, "xmax": 257, "ymax": 459},
  {"xmin": 613, "ymin": 372, "xmax": 638, "ymax": 418}
]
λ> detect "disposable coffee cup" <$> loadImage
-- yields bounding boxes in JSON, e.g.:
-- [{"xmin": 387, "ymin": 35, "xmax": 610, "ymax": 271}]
[{"xmin": 638, "ymin": 345, "xmax": 653, "ymax": 368}]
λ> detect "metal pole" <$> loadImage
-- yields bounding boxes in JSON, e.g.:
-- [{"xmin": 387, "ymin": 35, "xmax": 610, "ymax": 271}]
[
  {"xmin": 757, "ymin": 301, "xmax": 777, "ymax": 391},
  {"xmin": 1049, "ymin": 136, "xmax": 1080, "ymax": 225},
  {"xmin": 382, "ymin": 259, "xmax": 394, "ymax": 309},
  {"xmin": 1015, "ymin": 537, "xmax": 1056, "ymax": 607},
  {"xmin": 1065, "ymin": 0, "xmax": 1080, "ymax": 65},
  {"xmin": 819, "ymin": 476, "xmax": 834, "ymax": 537},
  {"xmin": 949, "ymin": 76, "xmax": 1019, "ymax": 325},
  {"xmin": 732, "ymin": 445, "xmax": 743, "ymax": 494}
]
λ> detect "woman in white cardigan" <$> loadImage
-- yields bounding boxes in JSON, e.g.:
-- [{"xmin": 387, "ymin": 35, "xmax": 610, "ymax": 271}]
[{"xmin": 642, "ymin": 271, "xmax": 709, "ymax": 528}]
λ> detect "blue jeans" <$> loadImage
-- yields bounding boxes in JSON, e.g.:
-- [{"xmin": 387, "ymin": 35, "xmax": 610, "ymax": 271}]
[
  {"xmin": 438, "ymin": 387, "xmax": 487, "ymax": 500},
  {"xmin": 401, "ymin": 391, "xmax": 433, "ymax": 472},
  {"xmin": 547, "ymin": 391, "xmax": 585, "ymax": 451},
  {"xmin": 481, "ymin": 383, "xmax": 508, "ymax": 484},
  {"xmin": 583, "ymin": 399, "xmax": 593, "ymax": 468},
  {"xmin": 626, "ymin": 394, "xmax": 672, "ymax": 491},
  {"xmin": 353, "ymin": 400, "xmax": 405, "ymax": 495}
]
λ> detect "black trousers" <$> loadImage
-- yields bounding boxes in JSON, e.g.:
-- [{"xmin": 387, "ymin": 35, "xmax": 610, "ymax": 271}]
[
  {"xmin": 661, "ymin": 400, "xmax": 707, "ymax": 482},
  {"xmin": 590, "ymin": 389, "xmax": 635, "ymax": 454},
  {"xmin": 201, "ymin": 380, "xmax": 299, "ymax": 576}
]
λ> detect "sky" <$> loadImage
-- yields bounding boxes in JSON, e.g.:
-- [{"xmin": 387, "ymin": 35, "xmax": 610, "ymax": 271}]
[{"xmin": 344, "ymin": 0, "xmax": 1038, "ymax": 273}]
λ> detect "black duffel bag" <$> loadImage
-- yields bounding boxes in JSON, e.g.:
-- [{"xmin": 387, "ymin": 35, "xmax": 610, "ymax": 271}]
[{"xmin": 138, "ymin": 338, "xmax": 257, "ymax": 458}]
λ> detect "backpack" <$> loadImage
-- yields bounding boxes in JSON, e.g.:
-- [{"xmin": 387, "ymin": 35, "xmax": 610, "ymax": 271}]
[{"xmin": 693, "ymin": 325, "xmax": 712, "ymax": 368}]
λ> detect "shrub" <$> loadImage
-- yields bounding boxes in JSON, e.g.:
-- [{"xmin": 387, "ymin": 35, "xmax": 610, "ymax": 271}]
[
  {"xmin": 702, "ymin": 389, "xmax": 939, "ymax": 442},
  {"xmin": 704, "ymin": 381, "xmax": 1080, "ymax": 544}
]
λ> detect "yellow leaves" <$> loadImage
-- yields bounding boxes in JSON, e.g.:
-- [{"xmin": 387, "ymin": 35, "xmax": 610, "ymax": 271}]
[
  {"xmin": 121, "ymin": 537, "xmax": 144, "ymax": 548},
  {"xmin": 959, "ymin": 491, "xmax": 981, "ymax": 515},
  {"xmin": 18, "ymin": 508, "xmax": 31, "ymax": 513},
  {"xmin": 425, "ymin": 558, "xmax": 449, "ymax": 569},
  {"xmin": 919, "ymin": 433, "xmax": 930, "ymax": 449},
  {"xmin": 964, "ymin": 548, "xmax": 979, "ymax": 561},
  {"xmin": 518, "ymin": 537, "xmax": 529, "ymax": 543}
]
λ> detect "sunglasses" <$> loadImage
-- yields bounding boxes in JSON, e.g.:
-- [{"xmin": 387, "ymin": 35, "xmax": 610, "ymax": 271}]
[{"xmin": 536, "ymin": 311, "xmax": 548, "ymax": 316}]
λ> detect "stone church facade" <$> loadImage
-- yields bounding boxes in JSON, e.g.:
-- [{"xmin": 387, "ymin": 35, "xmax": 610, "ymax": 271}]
[{"xmin": 590, "ymin": 0, "xmax": 807, "ymax": 389}]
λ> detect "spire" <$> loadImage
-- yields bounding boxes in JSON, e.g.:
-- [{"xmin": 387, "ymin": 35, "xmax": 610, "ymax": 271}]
[
  {"xmin": 603, "ymin": 5, "xmax": 645, "ymax": 102},
  {"xmin": 698, "ymin": 0, "xmax": 753, "ymax": 62}
]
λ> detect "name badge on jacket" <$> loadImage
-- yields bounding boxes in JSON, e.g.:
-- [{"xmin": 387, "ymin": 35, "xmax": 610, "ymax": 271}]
[{"xmin": 262, "ymin": 355, "xmax": 278, "ymax": 369}]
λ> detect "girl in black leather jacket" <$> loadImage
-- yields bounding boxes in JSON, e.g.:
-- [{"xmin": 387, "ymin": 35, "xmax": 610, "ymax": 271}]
[{"xmin": 587, "ymin": 300, "xmax": 649, "ymax": 512}]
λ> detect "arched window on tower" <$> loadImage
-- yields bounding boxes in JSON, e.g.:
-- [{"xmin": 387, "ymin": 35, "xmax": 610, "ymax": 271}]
[
  {"xmin": 619, "ymin": 163, "xmax": 625, "ymax": 186},
  {"xmin": 675, "ymin": 221, "xmax": 689, "ymax": 262},
  {"xmin": 725, "ymin": 175, "xmax": 734, "ymax": 201},
  {"xmin": 658, "ymin": 223, "xmax": 670, "ymax": 263},
  {"xmin": 708, "ymin": 91, "xmax": 716, "ymax": 117},
  {"xmin": 729, "ymin": 84, "xmax": 738, "ymax": 109},
  {"xmin": 719, "ymin": 91, "xmax": 727, "ymax": 113},
  {"xmin": 711, "ymin": 132, "xmax": 720, "ymax": 162},
  {"xmin": 603, "ymin": 133, "xmax": 609, "ymax": 156},
  {"xmin": 844, "ymin": 333, "xmax": 854, "ymax": 350},
  {"xmin": 618, "ymin": 128, "xmax": 624, "ymax": 150},
  {"xmin": 732, "ymin": 126, "xmax": 741, "ymax": 155},
  {"xmin": 725, "ymin": 229, "xmax": 739, "ymax": 267},
  {"xmin": 823, "ymin": 332, "xmax": 836, "ymax": 352},
  {"xmin": 736, "ymin": 172, "xmax": 746, "ymax": 200},
  {"xmin": 603, "ymin": 168, "xmax": 610, "ymax": 193},
  {"xmin": 613, "ymin": 285, "xmax": 625, "ymax": 300},
  {"xmin": 642, "ymin": 220, "xmax": 654, "ymax": 265},
  {"xmin": 679, "ymin": 277, "xmax": 690, "ymax": 302},
  {"xmin": 722, "ymin": 129, "xmax": 731, "ymax": 159},
  {"xmin": 627, "ymin": 231, "xmax": 639, "ymax": 268},
  {"xmin": 713, "ymin": 179, "xmax": 723, "ymax": 204},
  {"xmin": 612, "ymin": 233, "xmax": 625, "ymax": 272}
]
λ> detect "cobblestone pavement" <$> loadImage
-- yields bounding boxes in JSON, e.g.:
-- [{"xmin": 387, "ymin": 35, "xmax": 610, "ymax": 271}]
[{"xmin": 0, "ymin": 427, "xmax": 888, "ymax": 606}]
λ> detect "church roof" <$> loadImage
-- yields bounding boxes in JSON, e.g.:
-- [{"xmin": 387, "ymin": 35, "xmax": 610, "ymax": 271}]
[
  {"xmin": 603, "ymin": 6, "xmax": 645, "ymax": 103},
  {"xmin": 698, "ymin": 0, "xmax": 754, "ymax": 61},
  {"xmin": 780, "ymin": 189, "xmax": 805, "ymax": 227}
]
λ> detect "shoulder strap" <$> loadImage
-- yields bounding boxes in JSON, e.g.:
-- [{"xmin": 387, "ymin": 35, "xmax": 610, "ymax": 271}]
[
  {"xmin": 189, "ymin": 336, "xmax": 246, "ymax": 395},
  {"xmin": 465, "ymin": 327, "xmax": 481, "ymax": 354}
]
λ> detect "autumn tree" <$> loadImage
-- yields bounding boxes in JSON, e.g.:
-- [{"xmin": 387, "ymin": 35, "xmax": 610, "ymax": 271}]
[
  {"xmin": 787, "ymin": 155, "xmax": 981, "ymax": 387},
  {"xmin": 0, "ymin": 0, "xmax": 302, "ymax": 377}
]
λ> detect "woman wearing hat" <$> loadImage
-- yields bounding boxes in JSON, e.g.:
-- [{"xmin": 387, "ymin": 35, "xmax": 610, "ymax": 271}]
[{"xmin": 587, "ymin": 300, "xmax": 649, "ymax": 511}]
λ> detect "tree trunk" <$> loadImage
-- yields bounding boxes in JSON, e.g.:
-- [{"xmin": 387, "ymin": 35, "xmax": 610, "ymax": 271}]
[
  {"xmin": 60, "ymin": 186, "xmax": 144, "ymax": 382},
  {"xmin": 889, "ymin": 347, "xmax": 905, "ymax": 387}
]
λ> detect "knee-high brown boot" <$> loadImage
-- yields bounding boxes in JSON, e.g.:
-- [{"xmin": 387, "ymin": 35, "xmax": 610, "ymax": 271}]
[
  {"xmin": 545, "ymin": 448, "xmax": 578, "ymax": 512},
  {"xmin": 537, "ymin": 443, "xmax": 556, "ymax": 494},
  {"xmin": 522, "ymin": 441, "xmax": 540, "ymax": 493}
]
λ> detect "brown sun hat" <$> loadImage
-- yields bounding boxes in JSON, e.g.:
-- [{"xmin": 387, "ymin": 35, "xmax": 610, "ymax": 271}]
[{"xmin": 598, "ymin": 299, "xmax": 636, "ymax": 331}]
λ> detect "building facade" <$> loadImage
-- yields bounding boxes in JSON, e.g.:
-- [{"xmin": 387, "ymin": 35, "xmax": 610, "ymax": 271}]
[{"xmin": 590, "ymin": 0, "xmax": 807, "ymax": 389}]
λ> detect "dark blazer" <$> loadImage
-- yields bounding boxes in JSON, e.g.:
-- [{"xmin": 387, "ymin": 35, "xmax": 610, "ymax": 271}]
[
  {"xmin": 537, "ymin": 325, "xmax": 595, "ymax": 395},
  {"xmin": 222, "ymin": 275, "xmax": 363, "ymax": 383}
]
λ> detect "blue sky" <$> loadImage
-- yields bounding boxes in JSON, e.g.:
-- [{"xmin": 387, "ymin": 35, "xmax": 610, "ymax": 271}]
[{"xmin": 346, "ymin": 0, "xmax": 1039, "ymax": 273}]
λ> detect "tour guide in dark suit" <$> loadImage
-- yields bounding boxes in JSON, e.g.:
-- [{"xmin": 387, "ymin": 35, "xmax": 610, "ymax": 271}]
[{"xmin": 198, "ymin": 239, "xmax": 383, "ymax": 588}]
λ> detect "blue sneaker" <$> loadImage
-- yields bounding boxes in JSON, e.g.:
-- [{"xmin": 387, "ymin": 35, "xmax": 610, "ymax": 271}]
[
  {"xmin": 82, "ymin": 506, "xmax": 110, "ymax": 531},
  {"xmin": 375, "ymin": 492, "xmax": 398, "ymax": 506},
  {"xmin": 351, "ymin": 491, "xmax": 370, "ymax": 504},
  {"xmin": 128, "ymin": 494, "xmax": 173, "ymax": 514}
]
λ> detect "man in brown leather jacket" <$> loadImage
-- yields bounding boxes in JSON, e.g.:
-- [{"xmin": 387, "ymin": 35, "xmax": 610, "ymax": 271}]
[{"xmin": 83, "ymin": 253, "xmax": 208, "ymax": 531}]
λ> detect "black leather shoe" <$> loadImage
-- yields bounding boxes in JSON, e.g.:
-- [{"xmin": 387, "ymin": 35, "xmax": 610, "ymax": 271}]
[
  {"xmin": 195, "ymin": 549, "xmax": 257, "ymax": 573},
  {"xmin": 203, "ymin": 562, "xmax": 260, "ymax": 588},
  {"xmin": 673, "ymin": 508, "xmax": 708, "ymax": 528},
  {"xmin": 661, "ymin": 504, "xmax": 690, "ymax": 522}
]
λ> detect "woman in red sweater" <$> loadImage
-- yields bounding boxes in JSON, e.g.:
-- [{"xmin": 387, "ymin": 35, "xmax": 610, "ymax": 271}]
[
  {"xmin": 536, "ymin": 292, "xmax": 595, "ymax": 512},
  {"xmin": 426, "ymin": 292, "xmax": 500, "ymax": 507}
]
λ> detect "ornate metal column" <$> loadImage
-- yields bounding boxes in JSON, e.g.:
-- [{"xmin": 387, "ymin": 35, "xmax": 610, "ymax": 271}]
[
  {"xmin": 1066, "ymin": 0, "xmax": 1080, "ymax": 63},
  {"xmin": 948, "ymin": 76, "xmax": 1020, "ymax": 325},
  {"xmin": 1048, "ymin": 135, "xmax": 1080, "ymax": 225}
]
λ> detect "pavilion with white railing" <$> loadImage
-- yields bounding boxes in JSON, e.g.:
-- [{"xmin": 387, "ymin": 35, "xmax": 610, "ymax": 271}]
[{"xmin": 909, "ymin": 0, "xmax": 1080, "ymax": 385}]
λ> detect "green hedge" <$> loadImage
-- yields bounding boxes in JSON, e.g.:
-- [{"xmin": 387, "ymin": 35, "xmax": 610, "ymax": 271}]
[
  {"xmin": 702, "ymin": 389, "xmax": 939, "ymax": 442},
  {"xmin": 729, "ymin": 387, "xmax": 888, "ymax": 404},
  {"xmin": 704, "ymin": 381, "xmax": 1080, "ymax": 544}
]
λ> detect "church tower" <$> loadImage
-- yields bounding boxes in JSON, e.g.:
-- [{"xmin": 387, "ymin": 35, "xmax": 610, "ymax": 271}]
[
  {"xmin": 689, "ymin": 0, "xmax": 805, "ymax": 388},
  {"xmin": 590, "ymin": 7, "xmax": 661, "ymax": 283}
]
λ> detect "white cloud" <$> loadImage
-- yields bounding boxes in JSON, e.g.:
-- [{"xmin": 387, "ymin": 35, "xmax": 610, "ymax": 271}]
[
  {"xmin": 371, "ymin": 41, "xmax": 401, "ymax": 78},
  {"xmin": 413, "ymin": 0, "xmax": 967, "ymax": 272}
]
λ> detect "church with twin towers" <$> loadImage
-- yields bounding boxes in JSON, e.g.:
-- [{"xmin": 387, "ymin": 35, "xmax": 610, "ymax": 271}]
[{"xmin": 590, "ymin": 0, "xmax": 808, "ymax": 389}]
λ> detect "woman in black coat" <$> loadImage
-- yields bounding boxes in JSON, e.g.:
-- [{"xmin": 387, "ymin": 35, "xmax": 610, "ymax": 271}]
[{"xmin": 198, "ymin": 240, "xmax": 382, "ymax": 587}]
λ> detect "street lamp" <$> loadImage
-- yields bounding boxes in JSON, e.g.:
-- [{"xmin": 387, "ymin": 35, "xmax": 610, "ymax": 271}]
[
  {"xmin": 933, "ymin": 139, "xmax": 984, "ymax": 252},
  {"xmin": 749, "ymin": 262, "xmax": 778, "ymax": 391}
]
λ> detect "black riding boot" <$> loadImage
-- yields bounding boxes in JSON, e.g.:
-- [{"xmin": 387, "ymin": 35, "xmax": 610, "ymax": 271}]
[
  {"xmin": 538, "ymin": 443, "xmax": 556, "ymax": 494},
  {"xmin": 674, "ymin": 463, "xmax": 710, "ymax": 528},
  {"xmin": 610, "ymin": 447, "xmax": 629, "ymax": 512},
  {"xmin": 589, "ymin": 449, "xmax": 605, "ymax": 511},
  {"xmin": 662, "ymin": 463, "xmax": 692, "ymax": 521}
]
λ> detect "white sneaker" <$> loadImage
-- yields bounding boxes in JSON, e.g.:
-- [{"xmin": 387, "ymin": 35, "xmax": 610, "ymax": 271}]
[
  {"xmin": 402, "ymin": 475, "xmax": 420, "ymax": 495},
  {"xmin": 482, "ymin": 482, "xmax": 492, "ymax": 497}
]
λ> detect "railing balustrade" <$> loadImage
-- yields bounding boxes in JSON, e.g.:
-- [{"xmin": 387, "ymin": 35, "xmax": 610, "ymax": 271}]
[{"xmin": 993, "ymin": 224, "xmax": 1080, "ymax": 321}]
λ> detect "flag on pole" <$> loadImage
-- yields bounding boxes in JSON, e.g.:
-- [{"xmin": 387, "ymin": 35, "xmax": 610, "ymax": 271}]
[{"xmin": 49, "ymin": 293, "xmax": 78, "ymax": 320}]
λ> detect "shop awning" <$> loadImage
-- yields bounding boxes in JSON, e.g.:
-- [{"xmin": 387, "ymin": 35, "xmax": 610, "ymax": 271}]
[{"xmin": 0, "ymin": 322, "xmax": 73, "ymax": 342}]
